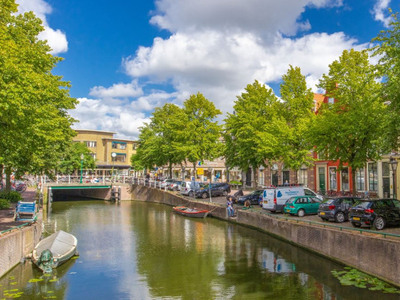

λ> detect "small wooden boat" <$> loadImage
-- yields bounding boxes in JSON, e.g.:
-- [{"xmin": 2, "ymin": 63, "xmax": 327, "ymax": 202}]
[
  {"xmin": 173, "ymin": 206, "xmax": 210, "ymax": 218},
  {"xmin": 32, "ymin": 230, "xmax": 78, "ymax": 273}
]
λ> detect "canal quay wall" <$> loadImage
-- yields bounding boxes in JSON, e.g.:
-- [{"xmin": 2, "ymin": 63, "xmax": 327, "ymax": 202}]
[
  {"xmin": 129, "ymin": 184, "xmax": 400, "ymax": 287},
  {"xmin": 0, "ymin": 220, "xmax": 42, "ymax": 278}
]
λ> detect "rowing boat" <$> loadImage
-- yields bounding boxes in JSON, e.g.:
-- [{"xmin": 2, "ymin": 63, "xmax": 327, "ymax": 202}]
[
  {"xmin": 173, "ymin": 206, "xmax": 210, "ymax": 218},
  {"xmin": 32, "ymin": 230, "xmax": 78, "ymax": 273}
]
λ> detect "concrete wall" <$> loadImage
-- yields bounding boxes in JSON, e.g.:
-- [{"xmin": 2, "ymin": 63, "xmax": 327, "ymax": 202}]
[
  {"xmin": 129, "ymin": 184, "xmax": 400, "ymax": 287},
  {"xmin": 0, "ymin": 220, "xmax": 42, "ymax": 278}
]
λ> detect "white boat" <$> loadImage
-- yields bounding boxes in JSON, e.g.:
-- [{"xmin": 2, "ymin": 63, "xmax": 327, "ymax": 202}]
[{"xmin": 32, "ymin": 230, "xmax": 78, "ymax": 273}]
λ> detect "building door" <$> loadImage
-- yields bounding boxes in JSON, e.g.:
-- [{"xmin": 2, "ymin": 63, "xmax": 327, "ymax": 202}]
[
  {"xmin": 382, "ymin": 162, "xmax": 390, "ymax": 198},
  {"xmin": 318, "ymin": 167, "xmax": 326, "ymax": 193},
  {"xmin": 246, "ymin": 169, "xmax": 252, "ymax": 187},
  {"xmin": 272, "ymin": 171, "xmax": 278, "ymax": 186}
]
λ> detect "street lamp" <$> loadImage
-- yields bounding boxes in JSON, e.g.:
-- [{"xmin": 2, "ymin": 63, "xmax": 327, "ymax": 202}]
[
  {"xmin": 80, "ymin": 154, "xmax": 84, "ymax": 184},
  {"xmin": 390, "ymin": 156, "xmax": 398, "ymax": 199},
  {"xmin": 208, "ymin": 167, "xmax": 212, "ymax": 202},
  {"xmin": 111, "ymin": 152, "xmax": 117, "ymax": 182},
  {"xmin": 181, "ymin": 165, "xmax": 185, "ymax": 181}
]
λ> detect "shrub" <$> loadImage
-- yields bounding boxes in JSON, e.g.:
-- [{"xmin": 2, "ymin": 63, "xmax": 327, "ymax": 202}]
[
  {"xmin": 0, "ymin": 191, "xmax": 22, "ymax": 203},
  {"xmin": 0, "ymin": 199, "xmax": 10, "ymax": 210}
]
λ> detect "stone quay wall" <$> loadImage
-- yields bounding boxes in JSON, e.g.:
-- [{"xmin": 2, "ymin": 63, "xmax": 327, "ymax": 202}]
[
  {"xmin": 129, "ymin": 184, "xmax": 400, "ymax": 287},
  {"xmin": 0, "ymin": 220, "xmax": 42, "ymax": 278}
]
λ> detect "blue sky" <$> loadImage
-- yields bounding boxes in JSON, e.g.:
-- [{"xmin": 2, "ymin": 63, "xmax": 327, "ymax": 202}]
[{"xmin": 16, "ymin": 0, "xmax": 397, "ymax": 139}]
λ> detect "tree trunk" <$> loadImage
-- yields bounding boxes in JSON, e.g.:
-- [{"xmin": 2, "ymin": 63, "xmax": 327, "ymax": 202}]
[
  {"xmin": 351, "ymin": 167, "xmax": 356, "ymax": 196},
  {"xmin": 252, "ymin": 166, "xmax": 258, "ymax": 188},
  {"xmin": 5, "ymin": 166, "xmax": 12, "ymax": 191}
]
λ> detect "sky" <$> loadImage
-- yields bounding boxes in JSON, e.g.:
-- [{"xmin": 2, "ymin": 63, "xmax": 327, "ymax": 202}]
[{"xmin": 16, "ymin": 0, "xmax": 398, "ymax": 140}]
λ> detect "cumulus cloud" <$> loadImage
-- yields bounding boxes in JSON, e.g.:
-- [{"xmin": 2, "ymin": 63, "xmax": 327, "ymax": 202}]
[
  {"xmin": 90, "ymin": 80, "xmax": 144, "ymax": 99},
  {"xmin": 16, "ymin": 0, "xmax": 68, "ymax": 54},
  {"xmin": 372, "ymin": 0, "xmax": 393, "ymax": 27},
  {"xmin": 150, "ymin": 0, "xmax": 343, "ymax": 36},
  {"xmin": 71, "ymin": 98, "xmax": 151, "ymax": 139}
]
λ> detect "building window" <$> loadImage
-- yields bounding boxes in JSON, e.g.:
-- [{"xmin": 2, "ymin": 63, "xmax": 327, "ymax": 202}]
[
  {"xmin": 120, "ymin": 143, "xmax": 126, "ymax": 150},
  {"xmin": 328, "ymin": 97, "xmax": 334, "ymax": 104},
  {"xmin": 341, "ymin": 168, "xmax": 349, "ymax": 191},
  {"xmin": 89, "ymin": 153, "xmax": 96, "ymax": 160},
  {"xmin": 329, "ymin": 167, "xmax": 337, "ymax": 190},
  {"xmin": 112, "ymin": 143, "xmax": 118, "ymax": 149},
  {"xmin": 356, "ymin": 168, "xmax": 365, "ymax": 191},
  {"xmin": 115, "ymin": 154, "xmax": 126, "ymax": 163},
  {"xmin": 299, "ymin": 166, "xmax": 308, "ymax": 185},
  {"xmin": 85, "ymin": 141, "xmax": 97, "ymax": 148},
  {"xmin": 112, "ymin": 142, "xmax": 127, "ymax": 149},
  {"xmin": 133, "ymin": 143, "xmax": 137, "ymax": 150},
  {"xmin": 368, "ymin": 163, "xmax": 378, "ymax": 191}
]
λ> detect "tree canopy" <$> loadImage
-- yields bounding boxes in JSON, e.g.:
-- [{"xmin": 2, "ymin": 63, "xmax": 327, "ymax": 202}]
[
  {"xmin": 310, "ymin": 49, "xmax": 386, "ymax": 194},
  {"xmin": 0, "ymin": 0, "xmax": 77, "ymax": 188}
]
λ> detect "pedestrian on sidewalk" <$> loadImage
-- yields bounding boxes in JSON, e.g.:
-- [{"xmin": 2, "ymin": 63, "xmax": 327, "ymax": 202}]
[{"xmin": 227, "ymin": 196, "xmax": 235, "ymax": 217}]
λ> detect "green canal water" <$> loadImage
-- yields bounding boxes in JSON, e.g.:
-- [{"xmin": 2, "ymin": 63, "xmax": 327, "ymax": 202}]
[{"xmin": 1, "ymin": 200, "xmax": 399, "ymax": 300}]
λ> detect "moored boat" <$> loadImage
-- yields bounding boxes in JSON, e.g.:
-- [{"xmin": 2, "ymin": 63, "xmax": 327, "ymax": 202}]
[
  {"xmin": 173, "ymin": 206, "xmax": 210, "ymax": 218},
  {"xmin": 32, "ymin": 230, "xmax": 78, "ymax": 273}
]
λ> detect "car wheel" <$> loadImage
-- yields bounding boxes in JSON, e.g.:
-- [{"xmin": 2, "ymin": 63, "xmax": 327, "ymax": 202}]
[
  {"xmin": 334, "ymin": 212, "xmax": 345, "ymax": 223},
  {"xmin": 297, "ymin": 209, "xmax": 305, "ymax": 217},
  {"xmin": 373, "ymin": 216, "xmax": 385, "ymax": 230},
  {"xmin": 351, "ymin": 222, "xmax": 361, "ymax": 228},
  {"xmin": 202, "ymin": 192, "xmax": 208, "ymax": 199}
]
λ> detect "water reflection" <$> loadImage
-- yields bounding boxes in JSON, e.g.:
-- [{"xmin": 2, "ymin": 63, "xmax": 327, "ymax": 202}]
[{"xmin": 1, "ymin": 200, "xmax": 399, "ymax": 300}]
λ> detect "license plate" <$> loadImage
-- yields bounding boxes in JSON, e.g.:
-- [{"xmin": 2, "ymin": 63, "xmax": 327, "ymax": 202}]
[
  {"xmin": 264, "ymin": 201, "xmax": 268, "ymax": 204},
  {"xmin": 286, "ymin": 209, "xmax": 290, "ymax": 212},
  {"xmin": 353, "ymin": 217, "xmax": 360, "ymax": 221},
  {"xmin": 320, "ymin": 212, "xmax": 325, "ymax": 215}
]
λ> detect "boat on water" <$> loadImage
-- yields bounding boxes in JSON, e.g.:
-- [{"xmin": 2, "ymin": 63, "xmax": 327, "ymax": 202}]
[
  {"xmin": 32, "ymin": 230, "xmax": 78, "ymax": 273},
  {"xmin": 173, "ymin": 206, "xmax": 210, "ymax": 218}
]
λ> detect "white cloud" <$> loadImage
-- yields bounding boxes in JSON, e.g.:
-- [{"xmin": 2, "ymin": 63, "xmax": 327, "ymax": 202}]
[
  {"xmin": 16, "ymin": 0, "xmax": 68, "ymax": 54},
  {"xmin": 90, "ymin": 80, "xmax": 144, "ymax": 99},
  {"xmin": 372, "ymin": 0, "xmax": 393, "ymax": 27},
  {"xmin": 150, "ymin": 0, "xmax": 343, "ymax": 36},
  {"xmin": 71, "ymin": 98, "xmax": 151, "ymax": 139}
]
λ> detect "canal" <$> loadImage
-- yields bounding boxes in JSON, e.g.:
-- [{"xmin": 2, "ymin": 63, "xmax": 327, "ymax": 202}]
[{"xmin": 1, "ymin": 200, "xmax": 399, "ymax": 299}]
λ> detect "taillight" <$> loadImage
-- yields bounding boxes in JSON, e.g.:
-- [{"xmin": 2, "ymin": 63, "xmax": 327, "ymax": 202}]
[
  {"xmin": 290, "ymin": 206, "xmax": 295, "ymax": 208},
  {"xmin": 328, "ymin": 205, "xmax": 336, "ymax": 210},
  {"xmin": 274, "ymin": 198, "xmax": 277, "ymax": 204},
  {"xmin": 365, "ymin": 209, "xmax": 374, "ymax": 214}
]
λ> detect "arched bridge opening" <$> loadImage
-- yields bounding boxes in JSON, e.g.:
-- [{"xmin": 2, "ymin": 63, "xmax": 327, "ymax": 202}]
[{"xmin": 48, "ymin": 185, "xmax": 113, "ymax": 202}]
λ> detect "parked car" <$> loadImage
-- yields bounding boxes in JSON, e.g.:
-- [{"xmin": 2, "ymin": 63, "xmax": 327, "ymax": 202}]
[
  {"xmin": 237, "ymin": 189, "xmax": 264, "ymax": 205},
  {"xmin": 195, "ymin": 183, "xmax": 229, "ymax": 199},
  {"xmin": 283, "ymin": 196, "xmax": 322, "ymax": 217},
  {"xmin": 349, "ymin": 198, "xmax": 400, "ymax": 230},
  {"xmin": 161, "ymin": 179, "xmax": 175, "ymax": 189},
  {"xmin": 168, "ymin": 180, "xmax": 182, "ymax": 191},
  {"xmin": 318, "ymin": 196, "xmax": 360, "ymax": 223},
  {"xmin": 180, "ymin": 181, "xmax": 202, "ymax": 197}
]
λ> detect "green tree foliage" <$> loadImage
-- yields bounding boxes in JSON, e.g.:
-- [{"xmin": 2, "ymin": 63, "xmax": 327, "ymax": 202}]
[
  {"xmin": 57, "ymin": 142, "xmax": 96, "ymax": 175},
  {"xmin": 132, "ymin": 104, "xmax": 187, "ymax": 177},
  {"xmin": 311, "ymin": 49, "xmax": 386, "ymax": 195},
  {"xmin": 182, "ymin": 93, "xmax": 222, "ymax": 176},
  {"xmin": 372, "ymin": 10, "xmax": 400, "ymax": 149},
  {"xmin": 277, "ymin": 65, "xmax": 315, "ymax": 179},
  {"xmin": 0, "ymin": 0, "xmax": 77, "ymax": 189},
  {"xmin": 224, "ymin": 80, "xmax": 280, "ymax": 186}
]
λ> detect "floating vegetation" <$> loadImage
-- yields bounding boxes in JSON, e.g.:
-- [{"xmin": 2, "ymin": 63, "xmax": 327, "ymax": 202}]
[
  {"xmin": 49, "ymin": 279, "xmax": 58, "ymax": 282},
  {"xmin": 28, "ymin": 278, "xmax": 44, "ymax": 283},
  {"xmin": 332, "ymin": 267, "xmax": 400, "ymax": 294},
  {"xmin": 2, "ymin": 288, "xmax": 23, "ymax": 298},
  {"xmin": 10, "ymin": 282, "xmax": 17, "ymax": 285}
]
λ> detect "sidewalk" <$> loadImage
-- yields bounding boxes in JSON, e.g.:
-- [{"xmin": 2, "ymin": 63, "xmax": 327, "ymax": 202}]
[{"xmin": 0, "ymin": 188, "xmax": 37, "ymax": 232}]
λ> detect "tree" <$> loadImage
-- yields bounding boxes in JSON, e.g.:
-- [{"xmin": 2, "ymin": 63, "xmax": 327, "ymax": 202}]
[
  {"xmin": 132, "ymin": 104, "xmax": 187, "ymax": 177},
  {"xmin": 182, "ymin": 93, "xmax": 222, "ymax": 179},
  {"xmin": 0, "ymin": 0, "xmax": 77, "ymax": 189},
  {"xmin": 224, "ymin": 80, "xmax": 280, "ymax": 187},
  {"xmin": 372, "ymin": 10, "xmax": 400, "ymax": 149},
  {"xmin": 277, "ymin": 65, "xmax": 316, "ymax": 181},
  {"xmin": 310, "ymin": 49, "xmax": 387, "ymax": 195},
  {"xmin": 57, "ymin": 142, "xmax": 96, "ymax": 175}
]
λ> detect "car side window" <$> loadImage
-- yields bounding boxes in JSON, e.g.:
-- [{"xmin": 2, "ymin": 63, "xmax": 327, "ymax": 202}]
[{"xmin": 343, "ymin": 199, "xmax": 353, "ymax": 205}]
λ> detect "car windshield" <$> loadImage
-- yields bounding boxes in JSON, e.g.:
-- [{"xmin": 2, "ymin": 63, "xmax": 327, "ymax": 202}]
[
  {"xmin": 322, "ymin": 199, "xmax": 335, "ymax": 204},
  {"xmin": 253, "ymin": 190, "xmax": 263, "ymax": 195},
  {"xmin": 354, "ymin": 201, "xmax": 371, "ymax": 208},
  {"xmin": 286, "ymin": 197, "xmax": 296, "ymax": 204}
]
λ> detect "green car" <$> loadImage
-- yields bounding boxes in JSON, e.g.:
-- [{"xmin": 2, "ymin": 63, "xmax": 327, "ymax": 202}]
[{"xmin": 283, "ymin": 196, "xmax": 322, "ymax": 217}]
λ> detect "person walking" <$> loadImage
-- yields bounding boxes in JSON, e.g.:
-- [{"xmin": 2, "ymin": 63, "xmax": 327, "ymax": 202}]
[{"xmin": 227, "ymin": 196, "xmax": 235, "ymax": 217}]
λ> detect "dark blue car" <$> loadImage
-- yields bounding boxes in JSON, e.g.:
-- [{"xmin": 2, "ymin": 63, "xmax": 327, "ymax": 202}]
[{"xmin": 237, "ymin": 189, "xmax": 264, "ymax": 205}]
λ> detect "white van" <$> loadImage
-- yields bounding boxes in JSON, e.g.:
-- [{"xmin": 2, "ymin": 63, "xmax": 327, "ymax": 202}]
[
  {"xmin": 180, "ymin": 181, "xmax": 202, "ymax": 196},
  {"xmin": 262, "ymin": 186, "xmax": 322, "ymax": 212}
]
